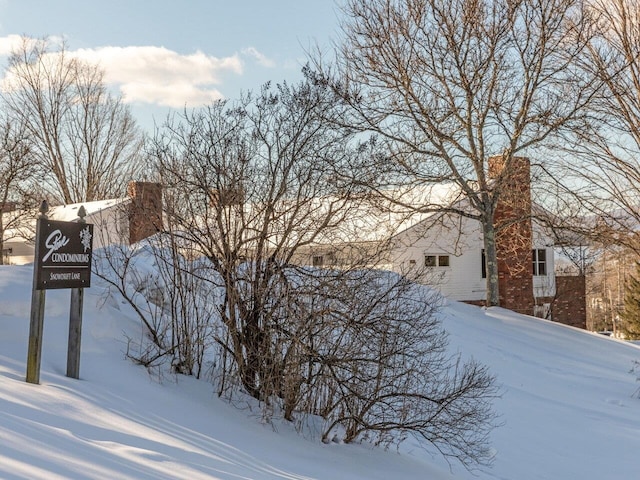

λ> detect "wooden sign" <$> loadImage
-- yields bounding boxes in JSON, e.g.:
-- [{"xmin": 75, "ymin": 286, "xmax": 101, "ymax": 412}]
[{"xmin": 35, "ymin": 218, "xmax": 93, "ymax": 290}]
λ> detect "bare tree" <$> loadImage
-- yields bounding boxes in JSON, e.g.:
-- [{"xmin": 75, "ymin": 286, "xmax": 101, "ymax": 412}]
[
  {"xmin": 0, "ymin": 114, "xmax": 38, "ymax": 264},
  {"xmin": 547, "ymin": 0, "xmax": 640, "ymax": 253},
  {"xmin": 619, "ymin": 261, "xmax": 640, "ymax": 339},
  {"xmin": 140, "ymin": 80, "xmax": 498, "ymax": 469},
  {"xmin": 309, "ymin": 0, "xmax": 599, "ymax": 306},
  {"xmin": 528, "ymin": 0, "xmax": 640, "ymax": 333},
  {"xmin": 2, "ymin": 36, "xmax": 144, "ymax": 204}
]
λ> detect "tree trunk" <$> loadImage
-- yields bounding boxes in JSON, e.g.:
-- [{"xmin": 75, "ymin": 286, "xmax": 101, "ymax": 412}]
[
  {"xmin": 482, "ymin": 219, "xmax": 500, "ymax": 307},
  {"xmin": 0, "ymin": 212, "xmax": 5, "ymax": 266}
]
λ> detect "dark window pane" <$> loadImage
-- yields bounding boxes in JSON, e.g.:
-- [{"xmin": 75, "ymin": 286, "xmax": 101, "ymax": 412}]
[
  {"xmin": 531, "ymin": 249, "xmax": 547, "ymax": 276},
  {"xmin": 538, "ymin": 262, "xmax": 546, "ymax": 276},
  {"xmin": 481, "ymin": 249, "xmax": 486, "ymax": 278}
]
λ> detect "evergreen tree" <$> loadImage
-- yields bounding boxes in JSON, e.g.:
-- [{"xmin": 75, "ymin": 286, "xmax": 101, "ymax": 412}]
[{"xmin": 620, "ymin": 262, "xmax": 640, "ymax": 340}]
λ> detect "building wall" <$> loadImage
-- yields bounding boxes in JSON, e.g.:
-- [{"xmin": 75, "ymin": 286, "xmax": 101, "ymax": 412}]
[
  {"xmin": 389, "ymin": 212, "xmax": 556, "ymax": 304},
  {"xmin": 2, "ymin": 204, "xmax": 130, "ymax": 265},
  {"xmin": 2, "ymin": 239, "xmax": 35, "ymax": 265},
  {"xmin": 532, "ymin": 220, "xmax": 556, "ymax": 299},
  {"xmin": 87, "ymin": 204, "xmax": 130, "ymax": 248},
  {"xmin": 2, "ymin": 181, "xmax": 163, "ymax": 265},
  {"xmin": 386, "ymin": 156, "xmax": 576, "ymax": 322},
  {"xmin": 390, "ymin": 214, "xmax": 488, "ymax": 302}
]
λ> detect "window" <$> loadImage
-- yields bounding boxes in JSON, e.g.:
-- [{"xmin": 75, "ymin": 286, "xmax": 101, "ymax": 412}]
[
  {"xmin": 481, "ymin": 249, "xmax": 486, "ymax": 278},
  {"xmin": 532, "ymin": 248, "xmax": 547, "ymax": 276},
  {"xmin": 2, "ymin": 248, "xmax": 12, "ymax": 264},
  {"xmin": 312, "ymin": 255, "xmax": 324, "ymax": 267},
  {"xmin": 425, "ymin": 254, "xmax": 450, "ymax": 267}
]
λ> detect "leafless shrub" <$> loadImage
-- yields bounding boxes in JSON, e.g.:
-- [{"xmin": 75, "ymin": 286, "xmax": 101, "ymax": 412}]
[
  {"xmin": 94, "ymin": 237, "xmax": 222, "ymax": 380},
  {"xmin": 265, "ymin": 268, "xmax": 498, "ymax": 469},
  {"xmin": 137, "ymin": 79, "xmax": 498, "ymax": 469}
]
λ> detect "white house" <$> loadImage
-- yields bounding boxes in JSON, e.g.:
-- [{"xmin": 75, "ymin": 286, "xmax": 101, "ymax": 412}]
[
  {"xmin": 303, "ymin": 156, "xmax": 585, "ymax": 327},
  {"xmin": 2, "ymin": 182, "xmax": 163, "ymax": 265},
  {"xmin": 387, "ymin": 210, "xmax": 556, "ymax": 305}
]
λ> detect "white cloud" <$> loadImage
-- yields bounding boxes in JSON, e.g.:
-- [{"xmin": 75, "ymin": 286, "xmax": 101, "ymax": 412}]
[
  {"xmin": 0, "ymin": 34, "xmax": 25, "ymax": 55},
  {"xmin": 241, "ymin": 47, "xmax": 276, "ymax": 68},
  {"xmin": 0, "ymin": 37, "xmax": 282, "ymax": 108},
  {"xmin": 0, "ymin": 34, "xmax": 66, "ymax": 56},
  {"xmin": 70, "ymin": 45, "xmax": 243, "ymax": 107},
  {"xmin": 119, "ymin": 81, "xmax": 224, "ymax": 108}
]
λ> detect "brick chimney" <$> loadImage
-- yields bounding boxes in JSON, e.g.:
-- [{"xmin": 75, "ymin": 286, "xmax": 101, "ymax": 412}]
[
  {"xmin": 489, "ymin": 156, "xmax": 535, "ymax": 316},
  {"xmin": 1, "ymin": 201, "xmax": 17, "ymax": 213},
  {"xmin": 127, "ymin": 181, "xmax": 163, "ymax": 244}
]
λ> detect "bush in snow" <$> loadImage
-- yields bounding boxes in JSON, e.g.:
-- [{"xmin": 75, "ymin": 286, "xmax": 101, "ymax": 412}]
[
  {"xmin": 94, "ymin": 80, "xmax": 499, "ymax": 470},
  {"xmin": 96, "ymin": 240, "xmax": 498, "ymax": 469}
]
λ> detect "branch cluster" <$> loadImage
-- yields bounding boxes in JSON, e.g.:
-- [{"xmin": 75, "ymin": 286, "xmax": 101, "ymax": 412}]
[{"xmin": 92, "ymin": 80, "xmax": 498, "ymax": 470}]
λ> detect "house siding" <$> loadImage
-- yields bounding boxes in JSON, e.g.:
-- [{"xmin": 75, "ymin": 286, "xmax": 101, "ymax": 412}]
[{"xmin": 390, "ymin": 215, "xmax": 487, "ymax": 302}]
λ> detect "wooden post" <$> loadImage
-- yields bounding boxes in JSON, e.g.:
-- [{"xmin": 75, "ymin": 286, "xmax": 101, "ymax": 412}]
[
  {"xmin": 66, "ymin": 205, "xmax": 86, "ymax": 379},
  {"xmin": 26, "ymin": 200, "xmax": 49, "ymax": 384}
]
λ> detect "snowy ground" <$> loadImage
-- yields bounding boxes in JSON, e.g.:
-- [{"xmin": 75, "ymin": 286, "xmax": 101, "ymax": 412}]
[{"xmin": 1, "ymin": 263, "xmax": 639, "ymax": 479}]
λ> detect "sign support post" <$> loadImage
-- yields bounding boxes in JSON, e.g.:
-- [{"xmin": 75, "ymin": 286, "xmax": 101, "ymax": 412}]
[
  {"xmin": 26, "ymin": 201, "xmax": 49, "ymax": 384},
  {"xmin": 25, "ymin": 201, "xmax": 93, "ymax": 384},
  {"xmin": 67, "ymin": 205, "xmax": 87, "ymax": 379}
]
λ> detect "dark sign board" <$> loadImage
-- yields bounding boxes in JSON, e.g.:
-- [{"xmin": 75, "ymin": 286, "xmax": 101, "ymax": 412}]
[{"xmin": 35, "ymin": 219, "xmax": 94, "ymax": 290}]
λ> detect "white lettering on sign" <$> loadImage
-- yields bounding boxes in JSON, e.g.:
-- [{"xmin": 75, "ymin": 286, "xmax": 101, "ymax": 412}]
[
  {"xmin": 49, "ymin": 272, "xmax": 83, "ymax": 281},
  {"xmin": 51, "ymin": 253, "xmax": 90, "ymax": 263},
  {"xmin": 50, "ymin": 272, "xmax": 72, "ymax": 281},
  {"xmin": 42, "ymin": 230, "xmax": 70, "ymax": 262}
]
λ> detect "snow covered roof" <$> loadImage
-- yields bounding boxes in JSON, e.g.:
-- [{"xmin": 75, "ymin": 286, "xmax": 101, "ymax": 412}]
[
  {"xmin": 2, "ymin": 197, "xmax": 130, "ymax": 243},
  {"xmin": 47, "ymin": 197, "xmax": 130, "ymax": 222},
  {"xmin": 308, "ymin": 182, "xmax": 470, "ymax": 245}
]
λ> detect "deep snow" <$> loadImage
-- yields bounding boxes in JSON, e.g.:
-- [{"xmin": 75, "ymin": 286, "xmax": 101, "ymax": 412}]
[{"xmin": 1, "ymin": 263, "xmax": 639, "ymax": 479}]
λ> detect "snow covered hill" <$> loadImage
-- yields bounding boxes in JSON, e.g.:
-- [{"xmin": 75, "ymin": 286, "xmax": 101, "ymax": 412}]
[{"xmin": 1, "ymin": 263, "xmax": 639, "ymax": 479}]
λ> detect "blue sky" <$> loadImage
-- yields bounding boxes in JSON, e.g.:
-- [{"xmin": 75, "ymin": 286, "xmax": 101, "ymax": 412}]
[{"xmin": 0, "ymin": 0, "xmax": 342, "ymax": 130}]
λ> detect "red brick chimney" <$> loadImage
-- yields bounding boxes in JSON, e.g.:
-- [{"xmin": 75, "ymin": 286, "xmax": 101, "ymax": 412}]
[
  {"xmin": 127, "ymin": 181, "xmax": 163, "ymax": 244},
  {"xmin": 0, "ymin": 201, "xmax": 17, "ymax": 213},
  {"xmin": 489, "ymin": 156, "xmax": 535, "ymax": 316}
]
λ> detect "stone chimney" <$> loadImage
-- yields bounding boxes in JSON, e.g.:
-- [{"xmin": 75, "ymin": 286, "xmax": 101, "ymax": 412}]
[
  {"xmin": 127, "ymin": 181, "xmax": 163, "ymax": 244},
  {"xmin": 489, "ymin": 156, "xmax": 535, "ymax": 316}
]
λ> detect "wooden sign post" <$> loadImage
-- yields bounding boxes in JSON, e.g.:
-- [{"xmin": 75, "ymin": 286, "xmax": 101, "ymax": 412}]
[
  {"xmin": 67, "ymin": 205, "xmax": 89, "ymax": 379},
  {"xmin": 26, "ymin": 201, "xmax": 49, "ymax": 384},
  {"xmin": 26, "ymin": 202, "xmax": 93, "ymax": 384}
]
